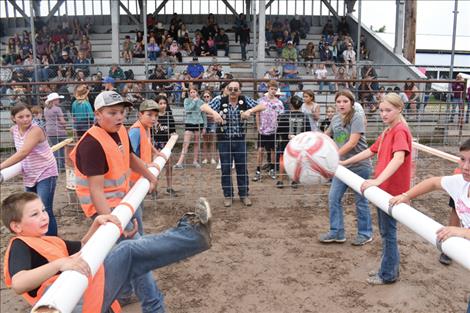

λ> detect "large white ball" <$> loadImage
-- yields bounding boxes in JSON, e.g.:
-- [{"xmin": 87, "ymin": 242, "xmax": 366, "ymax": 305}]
[{"xmin": 283, "ymin": 132, "xmax": 339, "ymax": 185}]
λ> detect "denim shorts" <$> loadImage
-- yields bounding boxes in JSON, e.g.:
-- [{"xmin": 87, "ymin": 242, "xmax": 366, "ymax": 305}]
[{"xmin": 206, "ymin": 122, "xmax": 217, "ymax": 133}]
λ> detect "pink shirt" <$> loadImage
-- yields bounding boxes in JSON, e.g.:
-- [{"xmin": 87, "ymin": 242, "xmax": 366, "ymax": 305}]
[{"xmin": 12, "ymin": 124, "xmax": 58, "ymax": 187}]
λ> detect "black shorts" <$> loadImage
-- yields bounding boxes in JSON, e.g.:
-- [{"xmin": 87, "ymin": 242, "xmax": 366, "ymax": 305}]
[
  {"xmin": 257, "ymin": 134, "xmax": 275, "ymax": 151},
  {"xmin": 185, "ymin": 123, "xmax": 204, "ymax": 132}
]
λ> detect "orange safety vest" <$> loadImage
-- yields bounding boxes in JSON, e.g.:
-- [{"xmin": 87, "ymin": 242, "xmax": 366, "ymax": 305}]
[
  {"xmin": 3, "ymin": 236, "xmax": 120, "ymax": 313},
  {"xmin": 129, "ymin": 120, "xmax": 152, "ymax": 185},
  {"xmin": 70, "ymin": 125, "xmax": 130, "ymax": 217}
]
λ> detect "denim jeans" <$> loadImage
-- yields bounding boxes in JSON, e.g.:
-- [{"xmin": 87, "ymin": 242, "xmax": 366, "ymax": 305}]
[
  {"xmin": 101, "ymin": 216, "xmax": 210, "ymax": 313},
  {"xmin": 448, "ymin": 97, "xmax": 463, "ymax": 122},
  {"xmin": 25, "ymin": 176, "xmax": 58, "ymax": 236},
  {"xmin": 240, "ymin": 43, "xmax": 247, "ymax": 60},
  {"xmin": 134, "ymin": 204, "xmax": 144, "ymax": 236},
  {"xmin": 218, "ymin": 137, "xmax": 249, "ymax": 198},
  {"xmin": 377, "ymin": 208, "xmax": 400, "ymax": 282},
  {"xmin": 328, "ymin": 166, "xmax": 372, "ymax": 239},
  {"xmin": 49, "ymin": 135, "xmax": 68, "ymax": 171},
  {"xmin": 319, "ymin": 81, "xmax": 334, "ymax": 93}
]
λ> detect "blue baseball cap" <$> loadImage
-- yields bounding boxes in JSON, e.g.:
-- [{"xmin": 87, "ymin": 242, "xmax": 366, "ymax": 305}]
[{"xmin": 102, "ymin": 76, "xmax": 116, "ymax": 84}]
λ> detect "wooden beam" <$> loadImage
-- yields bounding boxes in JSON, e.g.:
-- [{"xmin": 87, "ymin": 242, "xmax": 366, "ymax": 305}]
[
  {"xmin": 404, "ymin": 0, "xmax": 417, "ymax": 64},
  {"xmin": 44, "ymin": 0, "xmax": 66, "ymax": 23},
  {"xmin": 154, "ymin": 0, "xmax": 169, "ymax": 15},
  {"xmin": 320, "ymin": 0, "xmax": 340, "ymax": 20},
  {"xmin": 118, "ymin": 0, "xmax": 141, "ymax": 25},
  {"xmin": 221, "ymin": 0, "xmax": 238, "ymax": 17}
]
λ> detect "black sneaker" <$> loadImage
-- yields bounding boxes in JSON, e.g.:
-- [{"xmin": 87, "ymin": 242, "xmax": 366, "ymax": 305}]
[
  {"xmin": 291, "ymin": 181, "xmax": 299, "ymax": 189},
  {"xmin": 439, "ymin": 253, "xmax": 452, "ymax": 266},
  {"xmin": 166, "ymin": 188, "xmax": 177, "ymax": 197},
  {"xmin": 276, "ymin": 181, "xmax": 284, "ymax": 189},
  {"xmin": 252, "ymin": 171, "xmax": 261, "ymax": 182}
]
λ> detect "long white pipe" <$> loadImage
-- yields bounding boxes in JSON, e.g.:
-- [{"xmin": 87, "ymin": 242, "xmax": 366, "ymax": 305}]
[
  {"xmin": 412, "ymin": 142, "xmax": 459, "ymax": 163},
  {"xmin": 31, "ymin": 135, "xmax": 178, "ymax": 313},
  {"xmin": 0, "ymin": 138, "xmax": 74, "ymax": 184},
  {"xmin": 335, "ymin": 165, "xmax": 470, "ymax": 271}
]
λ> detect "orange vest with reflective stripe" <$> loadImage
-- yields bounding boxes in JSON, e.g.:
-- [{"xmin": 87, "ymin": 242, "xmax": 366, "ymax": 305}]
[
  {"xmin": 129, "ymin": 120, "xmax": 152, "ymax": 184},
  {"xmin": 70, "ymin": 125, "xmax": 130, "ymax": 217},
  {"xmin": 3, "ymin": 236, "xmax": 121, "ymax": 313}
]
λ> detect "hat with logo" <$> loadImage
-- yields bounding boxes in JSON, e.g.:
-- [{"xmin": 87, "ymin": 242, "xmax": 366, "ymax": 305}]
[
  {"xmin": 139, "ymin": 99, "xmax": 160, "ymax": 112},
  {"xmin": 287, "ymin": 40, "xmax": 293, "ymax": 45},
  {"xmin": 45, "ymin": 92, "xmax": 64, "ymax": 104},
  {"xmin": 94, "ymin": 91, "xmax": 132, "ymax": 111}
]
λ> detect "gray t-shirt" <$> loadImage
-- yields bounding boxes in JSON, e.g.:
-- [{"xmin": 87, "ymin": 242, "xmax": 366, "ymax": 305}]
[
  {"xmin": 44, "ymin": 106, "xmax": 67, "ymax": 137},
  {"xmin": 329, "ymin": 111, "xmax": 371, "ymax": 170}
]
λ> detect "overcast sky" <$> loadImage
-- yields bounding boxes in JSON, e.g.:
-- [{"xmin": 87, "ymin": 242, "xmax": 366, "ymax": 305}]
[{"xmin": 353, "ymin": 0, "xmax": 470, "ymax": 51}]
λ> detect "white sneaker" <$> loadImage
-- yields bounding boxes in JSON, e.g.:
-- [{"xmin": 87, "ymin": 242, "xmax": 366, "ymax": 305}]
[
  {"xmin": 202, "ymin": 159, "xmax": 208, "ymax": 164},
  {"xmin": 211, "ymin": 158, "xmax": 217, "ymax": 165},
  {"xmin": 193, "ymin": 161, "xmax": 201, "ymax": 168},
  {"xmin": 216, "ymin": 161, "xmax": 221, "ymax": 170},
  {"xmin": 232, "ymin": 161, "xmax": 235, "ymax": 169}
]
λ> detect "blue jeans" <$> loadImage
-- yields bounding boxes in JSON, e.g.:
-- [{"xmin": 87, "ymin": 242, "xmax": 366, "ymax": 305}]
[
  {"xmin": 49, "ymin": 135, "xmax": 68, "ymax": 171},
  {"xmin": 319, "ymin": 81, "xmax": 334, "ymax": 93},
  {"xmin": 240, "ymin": 43, "xmax": 247, "ymax": 60},
  {"xmin": 218, "ymin": 137, "xmax": 249, "ymax": 198},
  {"xmin": 25, "ymin": 176, "xmax": 58, "ymax": 236},
  {"xmin": 328, "ymin": 166, "xmax": 372, "ymax": 239},
  {"xmin": 134, "ymin": 204, "xmax": 144, "ymax": 236},
  {"xmin": 101, "ymin": 216, "xmax": 210, "ymax": 313},
  {"xmin": 377, "ymin": 208, "xmax": 399, "ymax": 282}
]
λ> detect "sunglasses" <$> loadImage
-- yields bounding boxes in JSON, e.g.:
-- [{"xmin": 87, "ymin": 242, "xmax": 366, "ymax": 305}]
[{"xmin": 228, "ymin": 87, "xmax": 239, "ymax": 92}]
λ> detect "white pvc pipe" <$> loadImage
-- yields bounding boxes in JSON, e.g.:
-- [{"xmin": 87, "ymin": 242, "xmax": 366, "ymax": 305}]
[
  {"xmin": 0, "ymin": 138, "xmax": 73, "ymax": 184},
  {"xmin": 412, "ymin": 142, "xmax": 459, "ymax": 163},
  {"xmin": 335, "ymin": 165, "xmax": 470, "ymax": 271},
  {"xmin": 31, "ymin": 135, "xmax": 178, "ymax": 313}
]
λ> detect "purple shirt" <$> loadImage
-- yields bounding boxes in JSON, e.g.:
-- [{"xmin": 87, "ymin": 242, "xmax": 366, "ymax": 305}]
[
  {"xmin": 44, "ymin": 106, "xmax": 67, "ymax": 137},
  {"xmin": 258, "ymin": 96, "xmax": 284, "ymax": 135}
]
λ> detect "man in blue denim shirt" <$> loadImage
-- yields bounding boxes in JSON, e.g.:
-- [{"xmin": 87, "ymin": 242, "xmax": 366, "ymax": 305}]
[{"xmin": 201, "ymin": 81, "xmax": 266, "ymax": 207}]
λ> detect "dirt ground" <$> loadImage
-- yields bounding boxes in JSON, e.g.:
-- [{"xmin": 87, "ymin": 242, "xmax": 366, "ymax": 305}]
[{"xmin": 1, "ymin": 148, "xmax": 469, "ymax": 313}]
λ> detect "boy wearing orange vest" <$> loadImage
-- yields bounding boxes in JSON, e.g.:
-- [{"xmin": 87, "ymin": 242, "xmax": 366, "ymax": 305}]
[
  {"xmin": 69, "ymin": 91, "xmax": 164, "ymax": 311},
  {"xmin": 2, "ymin": 192, "xmax": 211, "ymax": 313},
  {"xmin": 128, "ymin": 99, "xmax": 163, "ymax": 235}
]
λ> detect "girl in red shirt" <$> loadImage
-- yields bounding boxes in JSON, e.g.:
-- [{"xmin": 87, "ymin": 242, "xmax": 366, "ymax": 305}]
[{"xmin": 341, "ymin": 93, "xmax": 412, "ymax": 285}]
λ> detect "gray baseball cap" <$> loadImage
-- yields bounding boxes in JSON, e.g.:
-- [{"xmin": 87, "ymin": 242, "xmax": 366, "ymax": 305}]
[
  {"xmin": 139, "ymin": 99, "xmax": 160, "ymax": 112},
  {"xmin": 94, "ymin": 91, "xmax": 133, "ymax": 111}
]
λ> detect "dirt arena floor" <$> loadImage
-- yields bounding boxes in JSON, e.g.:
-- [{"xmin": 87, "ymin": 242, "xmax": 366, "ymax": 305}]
[{"xmin": 1, "ymin": 147, "xmax": 470, "ymax": 313}]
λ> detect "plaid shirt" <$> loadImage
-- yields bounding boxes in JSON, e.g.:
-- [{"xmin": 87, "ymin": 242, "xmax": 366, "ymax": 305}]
[{"xmin": 209, "ymin": 95, "xmax": 257, "ymax": 138}]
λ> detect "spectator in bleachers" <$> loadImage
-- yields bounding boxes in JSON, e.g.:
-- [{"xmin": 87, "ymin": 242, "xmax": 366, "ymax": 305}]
[
  {"xmin": 74, "ymin": 50, "xmax": 90, "ymax": 77},
  {"xmin": 169, "ymin": 24, "xmax": 179, "ymax": 42},
  {"xmin": 338, "ymin": 16, "xmax": 350, "ymax": 36},
  {"xmin": 170, "ymin": 12, "xmax": 182, "ymax": 29},
  {"xmin": 5, "ymin": 38, "xmax": 19, "ymax": 64},
  {"xmin": 300, "ymin": 17, "xmax": 310, "ymax": 39},
  {"xmin": 122, "ymin": 35, "xmax": 134, "ymax": 64},
  {"xmin": 282, "ymin": 30, "xmax": 292, "ymax": 44},
  {"xmin": 335, "ymin": 66, "xmax": 349, "ymax": 91},
  {"xmin": 342, "ymin": 42, "xmax": 356, "ymax": 76},
  {"xmin": 323, "ymin": 19, "xmax": 335, "ymax": 36},
  {"xmin": 187, "ymin": 57, "xmax": 205, "ymax": 88},
  {"xmin": 168, "ymin": 40, "xmax": 183, "ymax": 62},
  {"xmin": 133, "ymin": 40, "xmax": 145, "ymax": 58},
  {"xmin": 149, "ymin": 65, "xmax": 167, "ymax": 92},
  {"xmin": 215, "ymin": 28, "xmax": 229, "ymax": 57},
  {"xmin": 102, "ymin": 76, "xmax": 116, "ymax": 92},
  {"xmin": 207, "ymin": 36, "xmax": 217, "ymax": 56},
  {"xmin": 274, "ymin": 35, "xmax": 285, "ymax": 57},
  {"xmin": 281, "ymin": 41, "xmax": 297, "ymax": 62},
  {"xmin": 291, "ymin": 31, "xmax": 300, "ymax": 48},
  {"xmin": 22, "ymin": 53, "xmax": 37, "ymax": 80},
  {"xmin": 122, "ymin": 82, "xmax": 144, "ymax": 106},
  {"xmin": 147, "ymin": 36, "xmax": 160, "ymax": 61},
  {"xmin": 75, "ymin": 70, "xmax": 87, "ymax": 82},
  {"xmin": 19, "ymin": 37, "xmax": 33, "ymax": 60},
  {"xmin": 404, "ymin": 79, "xmax": 420, "ymax": 115},
  {"xmin": 72, "ymin": 17, "xmax": 82, "ymax": 40},
  {"xmin": 178, "ymin": 24, "xmax": 189, "ymax": 45},
  {"xmin": 79, "ymin": 35, "xmax": 92, "ymax": 59},
  {"xmin": 320, "ymin": 42, "xmax": 335, "ymax": 71},
  {"xmin": 315, "ymin": 62, "xmax": 334, "ymax": 94},
  {"xmin": 136, "ymin": 31, "xmax": 144, "ymax": 45},
  {"xmin": 361, "ymin": 64, "xmax": 379, "ymax": 90},
  {"xmin": 393, "ymin": 86, "xmax": 410, "ymax": 108},
  {"xmin": 108, "ymin": 64, "xmax": 125, "ymax": 81},
  {"xmin": 290, "ymin": 16, "xmax": 301, "ymax": 35},
  {"xmin": 56, "ymin": 50, "xmax": 74, "ymax": 79},
  {"xmin": 0, "ymin": 57, "xmax": 12, "ymax": 95},
  {"xmin": 282, "ymin": 60, "xmax": 299, "ymax": 81},
  {"xmin": 234, "ymin": 13, "xmax": 247, "ymax": 43},
  {"xmin": 360, "ymin": 34, "xmax": 369, "ymax": 60},
  {"xmin": 239, "ymin": 24, "xmax": 251, "ymax": 61},
  {"xmin": 265, "ymin": 20, "xmax": 274, "ymax": 43},
  {"xmin": 271, "ymin": 17, "xmax": 283, "ymax": 41},
  {"xmin": 146, "ymin": 13, "xmax": 156, "ymax": 30},
  {"xmin": 199, "ymin": 38, "xmax": 212, "ymax": 56},
  {"xmin": 202, "ymin": 65, "xmax": 220, "ymax": 92}
]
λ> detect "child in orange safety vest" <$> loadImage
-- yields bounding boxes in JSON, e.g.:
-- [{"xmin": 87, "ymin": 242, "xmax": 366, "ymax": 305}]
[{"xmin": 2, "ymin": 191, "xmax": 211, "ymax": 313}]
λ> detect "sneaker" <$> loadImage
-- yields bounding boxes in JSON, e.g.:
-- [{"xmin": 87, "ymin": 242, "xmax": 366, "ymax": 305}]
[
  {"xmin": 276, "ymin": 180, "xmax": 284, "ymax": 189},
  {"xmin": 269, "ymin": 169, "xmax": 276, "ymax": 180},
  {"xmin": 202, "ymin": 159, "xmax": 208, "ymax": 164},
  {"xmin": 366, "ymin": 273, "xmax": 397, "ymax": 285},
  {"xmin": 166, "ymin": 188, "xmax": 177, "ymax": 197},
  {"xmin": 439, "ymin": 253, "xmax": 452, "ymax": 266},
  {"xmin": 252, "ymin": 171, "xmax": 261, "ymax": 182},
  {"xmin": 241, "ymin": 197, "xmax": 252, "ymax": 206},
  {"xmin": 318, "ymin": 232, "xmax": 346, "ymax": 243},
  {"xmin": 194, "ymin": 197, "xmax": 212, "ymax": 224},
  {"xmin": 118, "ymin": 294, "xmax": 139, "ymax": 307},
  {"xmin": 351, "ymin": 235, "xmax": 373, "ymax": 246},
  {"xmin": 211, "ymin": 158, "xmax": 217, "ymax": 165},
  {"xmin": 193, "ymin": 161, "xmax": 201, "ymax": 168},
  {"xmin": 216, "ymin": 161, "xmax": 221, "ymax": 170},
  {"xmin": 174, "ymin": 163, "xmax": 184, "ymax": 169},
  {"xmin": 368, "ymin": 270, "xmax": 378, "ymax": 277},
  {"xmin": 223, "ymin": 197, "xmax": 232, "ymax": 207},
  {"xmin": 232, "ymin": 161, "xmax": 235, "ymax": 169},
  {"xmin": 261, "ymin": 163, "xmax": 271, "ymax": 171},
  {"xmin": 291, "ymin": 181, "xmax": 299, "ymax": 189}
]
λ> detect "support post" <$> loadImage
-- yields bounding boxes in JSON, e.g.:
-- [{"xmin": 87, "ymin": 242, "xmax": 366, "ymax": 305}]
[
  {"xmin": 221, "ymin": 0, "xmax": 239, "ymax": 17},
  {"xmin": 257, "ymin": 0, "xmax": 266, "ymax": 80},
  {"xmin": 143, "ymin": 0, "xmax": 149, "ymax": 81},
  {"xmin": 111, "ymin": 0, "xmax": 120, "ymax": 64},
  {"xmin": 31, "ymin": 136, "xmax": 179, "ymax": 313},
  {"xmin": 265, "ymin": 0, "xmax": 275, "ymax": 9},
  {"xmin": 7, "ymin": 0, "xmax": 29, "ymax": 22},
  {"xmin": 320, "ymin": 0, "xmax": 340, "ymax": 20},
  {"xmin": 403, "ymin": 0, "xmax": 417, "ymax": 64},
  {"xmin": 394, "ymin": 0, "xmax": 405, "ymax": 55},
  {"xmin": 335, "ymin": 165, "xmax": 470, "ymax": 271},
  {"xmin": 153, "ymin": 0, "xmax": 170, "ymax": 16},
  {"xmin": 356, "ymin": 0, "xmax": 362, "ymax": 64},
  {"xmin": 44, "ymin": 0, "xmax": 66, "ymax": 24},
  {"xmin": 118, "ymin": 0, "xmax": 141, "ymax": 25}
]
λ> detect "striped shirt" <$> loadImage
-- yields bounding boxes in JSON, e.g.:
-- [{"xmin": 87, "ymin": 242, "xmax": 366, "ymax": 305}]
[{"xmin": 12, "ymin": 124, "xmax": 58, "ymax": 187}]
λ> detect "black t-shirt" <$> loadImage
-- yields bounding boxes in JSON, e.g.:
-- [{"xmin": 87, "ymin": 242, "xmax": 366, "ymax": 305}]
[
  {"xmin": 152, "ymin": 110, "xmax": 176, "ymax": 144},
  {"xmin": 75, "ymin": 126, "xmax": 134, "ymax": 176},
  {"xmin": 8, "ymin": 238, "xmax": 81, "ymax": 297},
  {"xmin": 277, "ymin": 111, "xmax": 311, "ymax": 145}
]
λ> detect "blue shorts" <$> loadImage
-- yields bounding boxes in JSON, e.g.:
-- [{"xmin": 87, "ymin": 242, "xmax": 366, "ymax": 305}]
[{"xmin": 206, "ymin": 122, "xmax": 217, "ymax": 133}]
